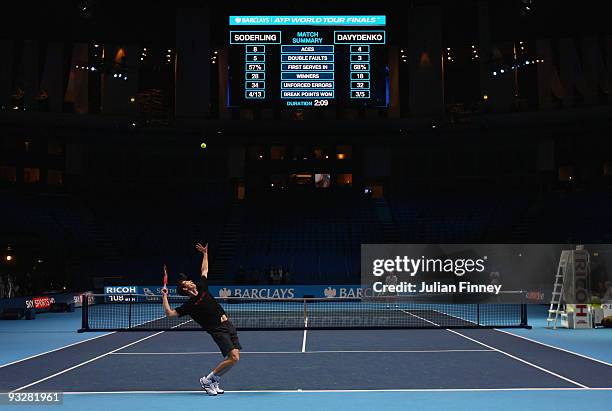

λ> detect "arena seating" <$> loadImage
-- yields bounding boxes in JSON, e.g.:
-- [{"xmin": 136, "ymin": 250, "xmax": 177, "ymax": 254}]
[{"xmin": 2, "ymin": 189, "xmax": 612, "ymax": 287}]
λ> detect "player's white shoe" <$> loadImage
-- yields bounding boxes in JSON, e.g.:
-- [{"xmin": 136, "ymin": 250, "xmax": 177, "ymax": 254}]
[
  {"xmin": 200, "ymin": 377, "xmax": 218, "ymax": 396},
  {"xmin": 211, "ymin": 378, "xmax": 224, "ymax": 394}
]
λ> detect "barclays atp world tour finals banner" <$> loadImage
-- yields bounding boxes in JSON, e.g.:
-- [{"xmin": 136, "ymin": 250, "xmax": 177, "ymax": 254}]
[
  {"xmin": 361, "ymin": 244, "xmax": 612, "ymax": 304},
  {"xmin": 103, "ymin": 285, "xmax": 365, "ymax": 302}
]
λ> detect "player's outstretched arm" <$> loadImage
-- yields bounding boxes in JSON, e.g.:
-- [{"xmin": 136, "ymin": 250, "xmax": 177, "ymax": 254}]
[
  {"xmin": 196, "ymin": 242, "xmax": 208, "ymax": 278},
  {"xmin": 161, "ymin": 287, "xmax": 178, "ymax": 317},
  {"xmin": 162, "ymin": 288, "xmax": 178, "ymax": 317}
]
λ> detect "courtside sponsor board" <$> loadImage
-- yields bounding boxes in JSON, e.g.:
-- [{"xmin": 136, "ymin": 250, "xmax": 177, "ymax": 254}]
[
  {"xmin": 103, "ymin": 285, "xmax": 366, "ymax": 300},
  {"xmin": 104, "ymin": 286, "xmax": 138, "ymax": 302}
]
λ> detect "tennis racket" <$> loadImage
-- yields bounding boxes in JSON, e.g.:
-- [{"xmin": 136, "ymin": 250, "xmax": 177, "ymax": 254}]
[{"xmin": 162, "ymin": 264, "xmax": 169, "ymax": 295}]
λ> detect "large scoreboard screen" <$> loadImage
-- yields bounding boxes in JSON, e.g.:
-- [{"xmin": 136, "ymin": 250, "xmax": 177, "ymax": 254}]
[{"xmin": 228, "ymin": 15, "xmax": 388, "ymax": 108}]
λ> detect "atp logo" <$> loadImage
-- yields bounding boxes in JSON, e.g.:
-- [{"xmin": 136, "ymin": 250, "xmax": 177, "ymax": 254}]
[
  {"xmin": 218, "ymin": 288, "xmax": 232, "ymax": 298},
  {"xmin": 324, "ymin": 287, "xmax": 337, "ymax": 298}
]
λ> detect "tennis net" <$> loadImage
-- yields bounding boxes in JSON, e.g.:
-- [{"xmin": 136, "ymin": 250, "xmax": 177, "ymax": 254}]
[{"xmin": 79, "ymin": 294, "xmax": 529, "ymax": 331}]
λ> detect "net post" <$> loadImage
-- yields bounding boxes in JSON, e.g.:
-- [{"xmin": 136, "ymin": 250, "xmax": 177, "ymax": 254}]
[
  {"xmin": 519, "ymin": 291, "xmax": 529, "ymax": 328},
  {"xmin": 303, "ymin": 298, "xmax": 307, "ymax": 327},
  {"xmin": 80, "ymin": 293, "xmax": 89, "ymax": 332},
  {"xmin": 128, "ymin": 295, "xmax": 133, "ymax": 329}
]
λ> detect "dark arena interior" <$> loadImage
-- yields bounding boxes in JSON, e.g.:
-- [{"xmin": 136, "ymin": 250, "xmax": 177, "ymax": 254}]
[{"xmin": 0, "ymin": 1, "xmax": 612, "ymax": 410}]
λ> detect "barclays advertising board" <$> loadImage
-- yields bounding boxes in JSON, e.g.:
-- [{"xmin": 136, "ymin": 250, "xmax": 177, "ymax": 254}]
[{"xmin": 104, "ymin": 285, "xmax": 365, "ymax": 300}]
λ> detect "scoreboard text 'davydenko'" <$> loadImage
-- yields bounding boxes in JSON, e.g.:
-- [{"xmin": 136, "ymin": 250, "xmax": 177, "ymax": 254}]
[{"xmin": 228, "ymin": 15, "xmax": 387, "ymax": 108}]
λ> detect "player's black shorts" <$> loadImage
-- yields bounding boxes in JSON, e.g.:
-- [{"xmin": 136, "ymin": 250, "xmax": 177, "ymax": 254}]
[{"xmin": 209, "ymin": 321, "xmax": 242, "ymax": 357}]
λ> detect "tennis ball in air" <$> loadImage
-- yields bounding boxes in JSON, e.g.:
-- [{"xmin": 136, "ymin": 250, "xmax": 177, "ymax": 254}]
[{"xmin": 200, "ymin": 142, "xmax": 207, "ymax": 149}]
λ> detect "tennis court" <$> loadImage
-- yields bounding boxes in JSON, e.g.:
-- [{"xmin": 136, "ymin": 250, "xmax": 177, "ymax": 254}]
[{"xmin": 1, "ymin": 301, "xmax": 611, "ymax": 410}]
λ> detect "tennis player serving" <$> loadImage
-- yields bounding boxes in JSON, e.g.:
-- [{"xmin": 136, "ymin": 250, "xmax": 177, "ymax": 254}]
[{"xmin": 161, "ymin": 243, "xmax": 242, "ymax": 396}]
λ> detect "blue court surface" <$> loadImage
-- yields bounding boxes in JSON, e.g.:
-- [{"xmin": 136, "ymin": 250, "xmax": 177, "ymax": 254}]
[{"xmin": 1, "ymin": 307, "xmax": 611, "ymax": 411}]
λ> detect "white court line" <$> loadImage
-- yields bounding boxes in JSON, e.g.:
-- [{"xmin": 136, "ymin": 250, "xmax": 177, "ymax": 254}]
[
  {"xmin": 0, "ymin": 302, "xmax": 192, "ymax": 369},
  {"xmin": 401, "ymin": 309, "xmax": 440, "ymax": 326},
  {"xmin": 10, "ymin": 332, "xmax": 165, "ymax": 393},
  {"xmin": 400, "ymin": 308, "xmax": 590, "ymax": 389},
  {"xmin": 110, "ymin": 349, "xmax": 495, "ymax": 355},
  {"xmin": 420, "ymin": 305, "xmax": 611, "ymax": 368},
  {"xmin": 427, "ymin": 306, "xmax": 611, "ymax": 367},
  {"xmin": 301, "ymin": 317, "xmax": 308, "ymax": 353},
  {"xmin": 0, "ymin": 332, "xmax": 116, "ymax": 369},
  {"xmin": 26, "ymin": 387, "xmax": 612, "ymax": 395},
  {"xmin": 494, "ymin": 328, "xmax": 612, "ymax": 367},
  {"xmin": 10, "ymin": 319, "xmax": 192, "ymax": 393},
  {"xmin": 446, "ymin": 329, "xmax": 589, "ymax": 389}
]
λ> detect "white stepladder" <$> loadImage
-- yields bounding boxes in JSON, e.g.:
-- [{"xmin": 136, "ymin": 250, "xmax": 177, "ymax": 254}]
[{"xmin": 546, "ymin": 249, "xmax": 572, "ymax": 329}]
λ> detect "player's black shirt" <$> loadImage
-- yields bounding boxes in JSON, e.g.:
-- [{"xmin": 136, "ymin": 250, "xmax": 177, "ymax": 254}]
[{"xmin": 175, "ymin": 277, "xmax": 226, "ymax": 332}]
